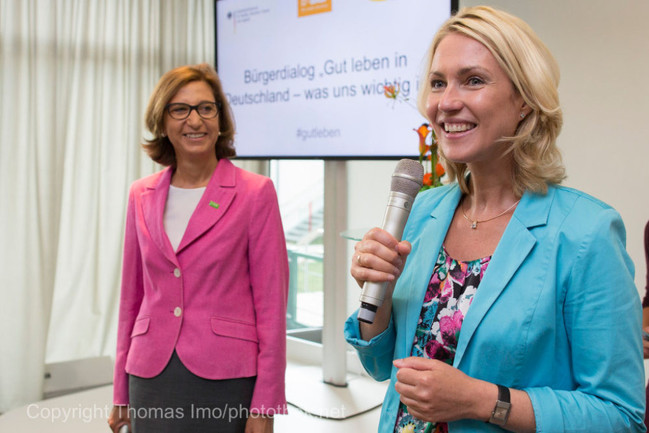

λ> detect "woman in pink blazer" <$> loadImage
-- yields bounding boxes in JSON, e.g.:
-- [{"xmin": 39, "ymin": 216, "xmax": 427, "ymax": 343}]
[{"xmin": 108, "ymin": 64, "xmax": 289, "ymax": 433}]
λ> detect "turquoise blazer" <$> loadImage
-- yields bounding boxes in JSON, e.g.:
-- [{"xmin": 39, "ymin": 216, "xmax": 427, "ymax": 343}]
[{"xmin": 345, "ymin": 183, "xmax": 645, "ymax": 432}]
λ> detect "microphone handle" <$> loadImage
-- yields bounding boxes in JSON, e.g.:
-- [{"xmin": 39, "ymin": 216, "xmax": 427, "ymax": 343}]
[
  {"xmin": 380, "ymin": 191, "xmax": 413, "ymax": 240},
  {"xmin": 358, "ymin": 191, "xmax": 414, "ymax": 323}
]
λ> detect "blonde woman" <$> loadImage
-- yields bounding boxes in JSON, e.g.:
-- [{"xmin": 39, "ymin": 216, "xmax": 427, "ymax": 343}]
[{"xmin": 346, "ymin": 7, "xmax": 645, "ymax": 433}]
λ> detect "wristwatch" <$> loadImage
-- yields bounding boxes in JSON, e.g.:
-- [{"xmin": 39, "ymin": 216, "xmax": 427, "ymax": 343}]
[{"xmin": 488, "ymin": 385, "xmax": 511, "ymax": 426}]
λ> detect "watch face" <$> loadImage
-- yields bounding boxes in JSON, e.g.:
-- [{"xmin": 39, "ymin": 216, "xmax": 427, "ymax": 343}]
[
  {"xmin": 494, "ymin": 406, "xmax": 508, "ymax": 419},
  {"xmin": 490, "ymin": 401, "xmax": 511, "ymax": 425}
]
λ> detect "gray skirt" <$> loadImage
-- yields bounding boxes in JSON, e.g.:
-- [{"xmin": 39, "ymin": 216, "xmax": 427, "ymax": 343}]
[{"xmin": 128, "ymin": 351, "xmax": 256, "ymax": 433}]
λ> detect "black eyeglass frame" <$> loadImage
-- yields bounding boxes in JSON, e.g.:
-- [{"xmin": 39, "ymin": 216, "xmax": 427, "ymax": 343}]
[{"xmin": 165, "ymin": 101, "xmax": 221, "ymax": 120}]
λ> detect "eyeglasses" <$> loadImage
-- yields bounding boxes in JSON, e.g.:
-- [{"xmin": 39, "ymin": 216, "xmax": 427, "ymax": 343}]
[{"xmin": 165, "ymin": 102, "xmax": 220, "ymax": 120}]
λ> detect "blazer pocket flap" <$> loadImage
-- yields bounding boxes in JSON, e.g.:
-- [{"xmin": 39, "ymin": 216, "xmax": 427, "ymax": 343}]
[
  {"xmin": 131, "ymin": 317, "xmax": 150, "ymax": 337},
  {"xmin": 211, "ymin": 317, "xmax": 258, "ymax": 343}
]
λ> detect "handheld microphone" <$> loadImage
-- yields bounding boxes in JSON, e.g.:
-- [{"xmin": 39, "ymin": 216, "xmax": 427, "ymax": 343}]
[{"xmin": 357, "ymin": 159, "xmax": 423, "ymax": 324}]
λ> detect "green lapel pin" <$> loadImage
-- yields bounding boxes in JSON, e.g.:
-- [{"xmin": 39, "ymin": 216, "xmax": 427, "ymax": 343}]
[{"xmin": 209, "ymin": 201, "xmax": 219, "ymax": 209}]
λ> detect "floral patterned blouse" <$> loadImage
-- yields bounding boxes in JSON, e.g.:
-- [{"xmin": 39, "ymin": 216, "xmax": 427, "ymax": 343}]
[{"xmin": 394, "ymin": 245, "xmax": 491, "ymax": 433}]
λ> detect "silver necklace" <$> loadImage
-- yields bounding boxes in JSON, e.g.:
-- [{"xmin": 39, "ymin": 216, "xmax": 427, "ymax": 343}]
[{"xmin": 461, "ymin": 199, "xmax": 520, "ymax": 229}]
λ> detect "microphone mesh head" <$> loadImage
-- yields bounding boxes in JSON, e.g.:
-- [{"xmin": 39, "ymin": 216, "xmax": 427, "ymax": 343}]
[{"xmin": 391, "ymin": 159, "xmax": 424, "ymax": 197}]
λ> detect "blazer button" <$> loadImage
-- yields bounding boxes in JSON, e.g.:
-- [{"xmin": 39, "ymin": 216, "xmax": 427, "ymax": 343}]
[
  {"xmin": 173, "ymin": 268, "xmax": 181, "ymax": 278},
  {"xmin": 174, "ymin": 307, "xmax": 182, "ymax": 317}
]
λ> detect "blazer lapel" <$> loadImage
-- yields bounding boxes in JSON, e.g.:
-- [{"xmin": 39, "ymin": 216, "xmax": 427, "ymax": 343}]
[
  {"xmin": 141, "ymin": 168, "xmax": 178, "ymax": 265},
  {"xmin": 176, "ymin": 159, "xmax": 237, "ymax": 254},
  {"xmin": 404, "ymin": 186, "xmax": 462, "ymax": 354},
  {"xmin": 454, "ymin": 188, "xmax": 555, "ymax": 367}
]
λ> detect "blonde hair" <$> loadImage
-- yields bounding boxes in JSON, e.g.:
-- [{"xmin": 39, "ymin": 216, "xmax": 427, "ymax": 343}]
[
  {"xmin": 417, "ymin": 6, "xmax": 565, "ymax": 196},
  {"xmin": 143, "ymin": 63, "xmax": 236, "ymax": 166}
]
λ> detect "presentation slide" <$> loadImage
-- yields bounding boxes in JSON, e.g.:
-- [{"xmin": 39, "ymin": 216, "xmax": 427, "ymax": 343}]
[{"xmin": 216, "ymin": 0, "xmax": 452, "ymax": 158}]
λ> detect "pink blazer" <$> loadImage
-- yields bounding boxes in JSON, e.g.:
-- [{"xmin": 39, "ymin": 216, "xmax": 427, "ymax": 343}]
[{"xmin": 112, "ymin": 159, "xmax": 289, "ymax": 415}]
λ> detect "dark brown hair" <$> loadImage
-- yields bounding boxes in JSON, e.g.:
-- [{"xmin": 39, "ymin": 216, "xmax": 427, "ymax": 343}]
[{"xmin": 143, "ymin": 63, "xmax": 236, "ymax": 166}]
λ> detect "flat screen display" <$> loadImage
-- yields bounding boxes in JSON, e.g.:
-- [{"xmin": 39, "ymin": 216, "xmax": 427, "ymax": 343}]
[{"xmin": 215, "ymin": 0, "xmax": 456, "ymax": 159}]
